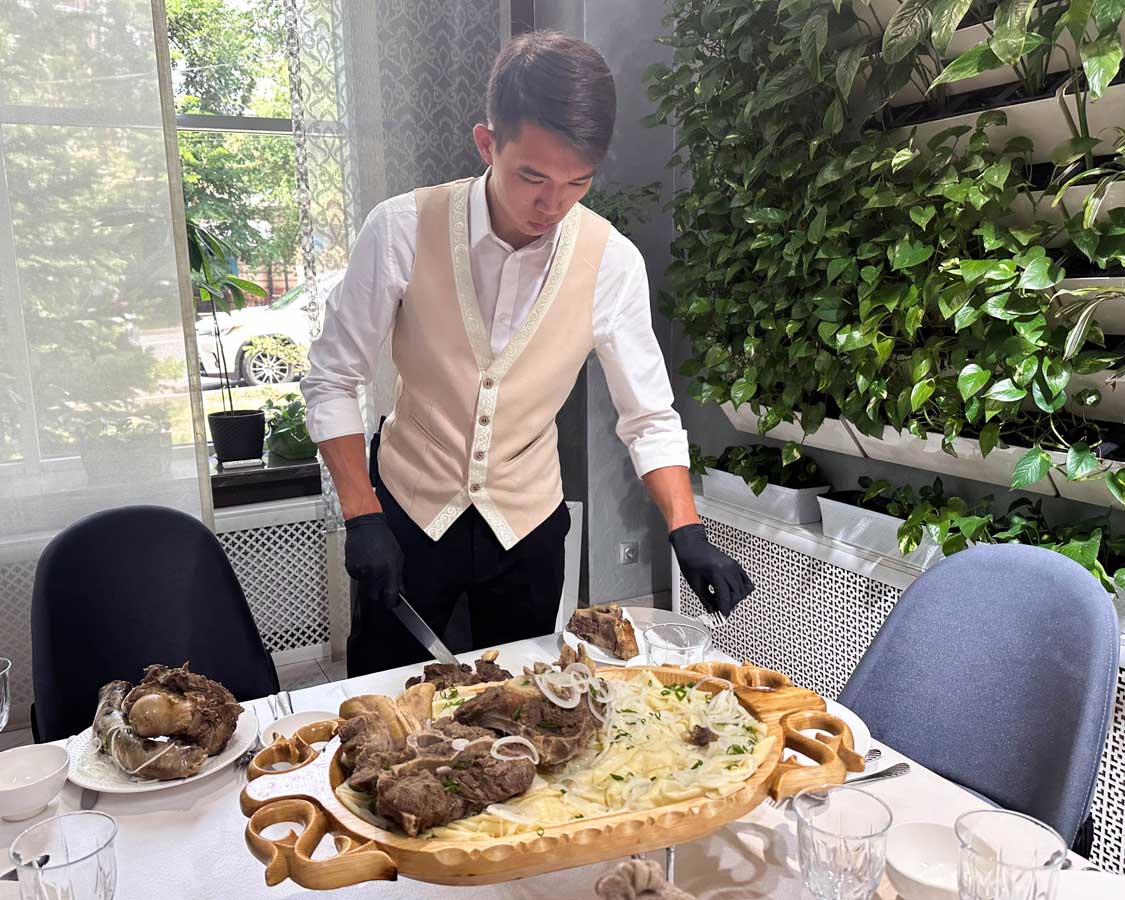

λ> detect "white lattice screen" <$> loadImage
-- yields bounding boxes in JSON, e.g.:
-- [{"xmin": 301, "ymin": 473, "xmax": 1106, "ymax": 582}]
[
  {"xmin": 0, "ymin": 558, "xmax": 37, "ymax": 730},
  {"xmin": 216, "ymin": 515, "xmax": 330, "ymax": 658},
  {"xmin": 679, "ymin": 510, "xmax": 1125, "ymax": 874}
]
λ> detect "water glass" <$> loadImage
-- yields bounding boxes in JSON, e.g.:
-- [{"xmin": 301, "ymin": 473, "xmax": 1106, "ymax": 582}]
[
  {"xmin": 10, "ymin": 811, "xmax": 118, "ymax": 899},
  {"xmin": 0, "ymin": 657, "xmax": 10, "ymax": 733},
  {"xmin": 643, "ymin": 623, "xmax": 711, "ymax": 667},
  {"xmin": 956, "ymin": 809, "xmax": 1065, "ymax": 900},
  {"xmin": 795, "ymin": 785, "xmax": 893, "ymax": 900}
]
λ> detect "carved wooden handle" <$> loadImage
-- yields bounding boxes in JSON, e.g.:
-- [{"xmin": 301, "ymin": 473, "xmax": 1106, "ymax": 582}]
[{"xmin": 240, "ymin": 720, "xmax": 397, "ymax": 889}]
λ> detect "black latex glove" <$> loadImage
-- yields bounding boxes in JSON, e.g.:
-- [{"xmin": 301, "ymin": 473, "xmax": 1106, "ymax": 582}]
[
  {"xmin": 344, "ymin": 512, "xmax": 404, "ymax": 622},
  {"xmin": 669, "ymin": 523, "xmax": 754, "ymax": 616}
]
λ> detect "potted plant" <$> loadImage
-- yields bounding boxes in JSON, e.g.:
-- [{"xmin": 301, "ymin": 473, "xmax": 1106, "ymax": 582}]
[
  {"xmin": 818, "ymin": 476, "xmax": 948, "ymax": 567},
  {"xmin": 187, "ymin": 218, "xmax": 269, "ymax": 462},
  {"xmin": 261, "ymin": 392, "xmax": 317, "ymax": 460},
  {"xmin": 692, "ymin": 443, "xmax": 829, "ymax": 524}
]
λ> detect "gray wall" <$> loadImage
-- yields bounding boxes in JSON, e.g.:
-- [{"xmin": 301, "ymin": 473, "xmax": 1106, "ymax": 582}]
[{"xmin": 537, "ymin": 0, "xmax": 681, "ymax": 605}]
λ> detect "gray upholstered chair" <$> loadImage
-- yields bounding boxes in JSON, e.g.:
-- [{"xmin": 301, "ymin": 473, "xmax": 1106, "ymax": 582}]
[{"xmin": 839, "ymin": 543, "xmax": 1120, "ymax": 847}]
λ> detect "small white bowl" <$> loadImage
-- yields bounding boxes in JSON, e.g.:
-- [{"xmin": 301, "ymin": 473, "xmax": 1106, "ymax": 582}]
[
  {"xmin": 886, "ymin": 822, "xmax": 960, "ymax": 900},
  {"xmin": 0, "ymin": 745, "xmax": 70, "ymax": 822},
  {"xmin": 260, "ymin": 710, "xmax": 338, "ymax": 745}
]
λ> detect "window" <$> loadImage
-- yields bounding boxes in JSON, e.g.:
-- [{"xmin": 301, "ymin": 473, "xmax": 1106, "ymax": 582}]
[{"xmin": 167, "ymin": 0, "xmax": 315, "ymax": 451}]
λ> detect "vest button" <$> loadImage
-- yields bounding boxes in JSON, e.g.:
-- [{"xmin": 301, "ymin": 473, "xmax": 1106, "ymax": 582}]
[
  {"xmin": 473, "ymin": 451, "xmax": 484, "ymax": 461},
  {"xmin": 469, "ymin": 483, "xmax": 480, "ymax": 492},
  {"xmin": 478, "ymin": 415, "xmax": 490, "ymax": 426},
  {"xmin": 482, "ymin": 378, "xmax": 495, "ymax": 389}
]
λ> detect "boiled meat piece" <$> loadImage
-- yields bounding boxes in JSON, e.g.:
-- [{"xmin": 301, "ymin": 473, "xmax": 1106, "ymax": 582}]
[
  {"xmin": 94, "ymin": 681, "xmax": 208, "ymax": 780},
  {"xmin": 375, "ymin": 741, "xmax": 535, "ymax": 836},
  {"xmin": 453, "ymin": 676, "xmax": 598, "ymax": 767},
  {"xmin": 404, "ymin": 649, "xmax": 513, "ymax": 691},
  {"xmin": 123, "ymin": 663, "xmax": 242, "ymax": 756},
  {"xmin": 566, "ymin": 603, "xmax": 640, "ymax": 660}
]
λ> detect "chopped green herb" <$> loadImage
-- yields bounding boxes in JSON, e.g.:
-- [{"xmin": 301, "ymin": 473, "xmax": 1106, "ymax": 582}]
[
  {"xmin": 691, "ymin": 759, "xmax": 703, "ymax": 770},
  {"xmin": 573, "ymin": 814, "xmax": 584, "ymax": 819},
  {"xmin": 559, "ymin": 788, "xmax": 566, "ymax": 795},
  {"xmin": 620, "ymin": 708, "xmax": 636, "ymax": 714},
  {"xmin": 728, "ymin": 745, "xmax": 746, "ymax": 755},
  {"xmin": 512, "ymin": 706, "xmax": 522, "ymax": 721},
  {"xmin": 442, "ymin": 778, "xmax": 461, "ymax": 794},
  {"xmin": 609, "ymin": 773, "xmax": 625, "ymax": 782},
  {"xmin": 538, "ymin": 720, "xmax": 561, "ymax": 731},
  {"xmin": 536, "ymin": 827, "xmax": 545, "ymax": 836}
]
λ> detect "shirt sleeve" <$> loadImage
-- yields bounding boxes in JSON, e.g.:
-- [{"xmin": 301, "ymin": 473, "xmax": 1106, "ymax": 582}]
[
  {"xmin": 593, "ymin": 233, "xmax": 691, "ymax": 479},
  {"xmin": 301, "ymin": 195, "xmax": 415, "ymax": 443}
]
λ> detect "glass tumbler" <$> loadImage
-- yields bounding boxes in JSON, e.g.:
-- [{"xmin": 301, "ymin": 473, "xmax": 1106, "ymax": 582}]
[
  {"xmin": 956, "ymin": 809, "xmax": 1065, "ymax": 900},
  {"xmin": 643, "ymin": 623, "xmax": 711, "ymax": 668},
  {"xmin": 10, "ymin": 811, "xmax": 118, "ymax": 900},
  {"xmin": 795, "ymin": 785, "xmax": 893, "ymax": 900}
]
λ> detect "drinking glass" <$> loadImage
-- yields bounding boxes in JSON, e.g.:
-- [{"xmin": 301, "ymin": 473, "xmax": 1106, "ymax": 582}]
[
  {"xmin": 795, "ymin": 785, "xmax": 893, "ymax": 900},
  {"xmin": 643, "ymin": 623, "xmax": 711, "ymax": 667},
  {"xmin": 0, "ymin": 657, "xmax": 10, "ymax": 733},
  {"xmin": 956, "ymin": 809, "xmax": 1065, "ymax": 900},
  {"xmin": 10, "ymin": 811, "xmax": 118, "ymax": 899}
]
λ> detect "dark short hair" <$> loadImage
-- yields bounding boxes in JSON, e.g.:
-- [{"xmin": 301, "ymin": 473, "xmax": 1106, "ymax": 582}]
[{"xmin": 486, "ymin": 31, "xmax": 616, "ymax": 165}]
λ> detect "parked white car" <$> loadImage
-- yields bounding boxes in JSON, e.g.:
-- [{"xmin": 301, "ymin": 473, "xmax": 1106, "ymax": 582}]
[{"xmin": 195, "ymin": 271, "xmax": 343, "ymax": 385}]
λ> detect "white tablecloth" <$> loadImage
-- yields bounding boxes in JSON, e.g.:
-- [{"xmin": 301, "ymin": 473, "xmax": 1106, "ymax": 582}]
[{"xmin": 0, "ymin": 634, "xmax": 1082, "ymax": 898}]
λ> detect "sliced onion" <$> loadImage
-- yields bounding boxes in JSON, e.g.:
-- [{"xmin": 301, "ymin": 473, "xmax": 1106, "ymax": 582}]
[
  {"xmin": 587, "ymin": 677, "xmax": 612, "ymax": 704},
  {"xmin": 485, "ymin": 802, "xmax": 537, "ymax": 826},
  {"xmin": 534, "ymin": 671, "xmax": 582, "ymax": 709},
  {"xmin": 450, "ymin": 738, "xmax": 469, "ymax": 751},
  {"xmin": 491, "ymin": 736, "xmax": 540, "ymax": 766},
  {"xmin": 586, "ymin": 692, "xmax": 606, "ymax": 723}
]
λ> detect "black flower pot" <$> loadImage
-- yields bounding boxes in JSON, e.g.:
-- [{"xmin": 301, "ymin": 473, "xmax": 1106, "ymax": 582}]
[{"xmin": 208, "ymin": 409, "xmax": 265, "ymax": 462}]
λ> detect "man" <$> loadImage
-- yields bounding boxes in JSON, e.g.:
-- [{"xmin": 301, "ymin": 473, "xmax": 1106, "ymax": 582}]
[{"xmin": 302, "ymin": 31, "xmax": 753, "ymax": 677}]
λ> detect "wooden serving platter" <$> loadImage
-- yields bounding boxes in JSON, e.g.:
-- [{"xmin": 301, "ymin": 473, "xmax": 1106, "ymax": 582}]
[{"xmin": 239, "ymin": 662, "xmax": 863, "ymax": 889}]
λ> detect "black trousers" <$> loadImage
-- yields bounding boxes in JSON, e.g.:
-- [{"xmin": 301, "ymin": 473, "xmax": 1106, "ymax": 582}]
[{"xmin": 346, "ymin": 480, "xmax": 570, "ymax": 676}]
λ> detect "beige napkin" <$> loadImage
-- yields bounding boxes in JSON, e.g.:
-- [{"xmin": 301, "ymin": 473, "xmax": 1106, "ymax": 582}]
[{"xmin": 594, "ymin": 859, "xmax": 696, "ymax": 900}]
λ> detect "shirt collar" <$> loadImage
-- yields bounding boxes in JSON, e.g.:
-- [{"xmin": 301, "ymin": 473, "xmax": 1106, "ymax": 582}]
[{"xmin": 470, "ymin": 168, "xmax": 559, "ymax": 254}]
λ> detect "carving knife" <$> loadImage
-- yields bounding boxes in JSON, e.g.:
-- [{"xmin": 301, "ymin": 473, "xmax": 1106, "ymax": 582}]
[{"xmin": 390, "ymin": 592, "xmax": 459, "ymax": 665}]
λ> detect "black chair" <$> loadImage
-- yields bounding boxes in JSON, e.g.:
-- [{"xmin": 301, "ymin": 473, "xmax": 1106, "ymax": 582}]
[{"xmin": 31, "ymin": 505, "xmax": 280, "ymax": 742}]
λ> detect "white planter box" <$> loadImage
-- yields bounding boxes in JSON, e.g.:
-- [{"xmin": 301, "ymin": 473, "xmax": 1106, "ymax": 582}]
[
  {"xmin": 843, "ymin": 423, "xmax": 1058, "ymax": 496},
  {"xmin": 900, "ymin": 83, "xmax": 1125, "ymax": 165},
  {"xmin": 719, "ymin": 403, "xmax": 865, "ymax": 457},
  {"xmin": 1007, "ymin": 183, "xmax": 1125, "ymax": 241},
  {"xmin": 1055, "ymin": 277, "xmax": 1125, "ymax": 335},
  {"xmin": 701, "ymin": 467, "xmax": 829, "ymax": 524},
  {"xmin": 817, "ymin": 495, "xmax": 943, "ymax": 569},
  {"xmin": 1064, "ymin": 369, "xmax": 1125, "ymax": 423},
  {"xmin": 1047, "ymin": 451, "xmax": 1125, "ymax": 508}
]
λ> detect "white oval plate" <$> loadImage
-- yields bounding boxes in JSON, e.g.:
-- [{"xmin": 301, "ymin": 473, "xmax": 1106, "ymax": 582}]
[{"xmin": 66, "ymin": 708, "xmax": 258, "ymax": 793}]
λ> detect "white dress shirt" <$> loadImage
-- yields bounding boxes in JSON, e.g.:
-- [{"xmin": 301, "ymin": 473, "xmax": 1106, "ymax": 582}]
[{"xmin": 302, "ymin": 171, "xmax": 689, "ymax": 478}]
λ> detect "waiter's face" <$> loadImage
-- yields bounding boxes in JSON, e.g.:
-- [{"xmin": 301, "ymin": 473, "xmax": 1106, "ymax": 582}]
[{"xmin": 473, "ymin": 122, "xmax": 597, "ymax": 242}]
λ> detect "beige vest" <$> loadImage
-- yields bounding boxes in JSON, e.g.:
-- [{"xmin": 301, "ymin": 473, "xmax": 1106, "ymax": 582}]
[{"xmin": 377, "ymin": 178, "xmax": 611, "ymax": 550}]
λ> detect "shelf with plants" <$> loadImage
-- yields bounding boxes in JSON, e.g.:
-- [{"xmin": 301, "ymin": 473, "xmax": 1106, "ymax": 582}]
[
  {"xmin": 691, "ymin": 443, "xmax": 830, "ymax": 524},
  {"xmin": 648, "ymin": 0, "xmax": 1125, "ymax": 508}
]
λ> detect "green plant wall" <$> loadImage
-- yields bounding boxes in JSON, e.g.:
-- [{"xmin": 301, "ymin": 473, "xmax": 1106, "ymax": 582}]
[{"xmin": 647, "ymin": 0, "xmax": 1125, "ymax": 502}]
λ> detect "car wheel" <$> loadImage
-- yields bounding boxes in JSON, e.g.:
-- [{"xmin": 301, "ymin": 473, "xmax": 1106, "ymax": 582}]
[{"xmin": 241, "ymin": 347, "xmax": 293, "ymax": 385}]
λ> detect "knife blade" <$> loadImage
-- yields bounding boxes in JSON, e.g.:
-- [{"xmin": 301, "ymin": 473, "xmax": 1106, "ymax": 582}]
[{"xmin": 391, "ymin": 593, "xmax": 459, "ymax": 665}]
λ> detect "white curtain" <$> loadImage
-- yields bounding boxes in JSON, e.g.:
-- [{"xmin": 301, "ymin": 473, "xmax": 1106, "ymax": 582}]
[{"xmin": 0, "ymin": 0, "xmax": 206, "ymax": 728}]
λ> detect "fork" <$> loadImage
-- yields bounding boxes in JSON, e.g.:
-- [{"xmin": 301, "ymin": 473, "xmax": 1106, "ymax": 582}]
[{"xmin": 768, "ymin": 762, "xmax": 910, "ymax": 810}]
